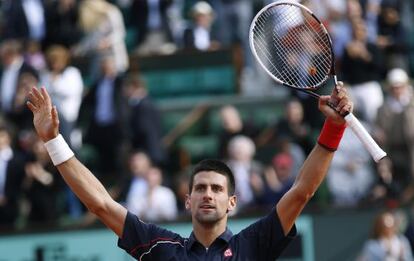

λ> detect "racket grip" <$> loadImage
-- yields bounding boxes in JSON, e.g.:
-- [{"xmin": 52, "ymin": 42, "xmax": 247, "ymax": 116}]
[{"xmin": 344, "ymin": 113, "xmax": 386, "ymax": 162}]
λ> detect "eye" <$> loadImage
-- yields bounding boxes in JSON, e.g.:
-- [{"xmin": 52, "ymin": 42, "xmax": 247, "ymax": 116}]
[
  {"xmin": 194, "ymin": 185, "xmax": 205, "ymax": 192},
  {"xmin": 212, "ymin": 185, "xmax": 224, "ymax": 193}
]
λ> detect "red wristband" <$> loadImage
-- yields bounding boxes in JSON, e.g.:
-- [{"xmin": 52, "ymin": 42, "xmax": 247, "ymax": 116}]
[{"xmin": 317, "ymin": 119, "xmax": 346, "ymax": 151}]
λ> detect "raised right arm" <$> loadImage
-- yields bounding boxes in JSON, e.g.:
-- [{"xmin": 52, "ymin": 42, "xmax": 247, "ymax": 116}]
[{"xmin": 27, "ymin": 87, "xmax": 127, "ymax": 237}]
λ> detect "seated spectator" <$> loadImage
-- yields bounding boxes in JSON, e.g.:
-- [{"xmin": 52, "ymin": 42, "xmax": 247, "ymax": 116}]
[
  {"xmin": 41, "ymin": 45, "xmax": 84, "ymax": 147},
  {"xmin": 257, "ymin": 99, "xmax": 313, "ymax": 155},
  {"xmin": 375, "ymin": 68, "xmax": 414, "ymax": 196},
  {"xmin": 327, "ymin": 118, "xmax": 375, "ymax": 207},
  {"xmin": 127, "ymin": 166, "xmax": 178, "ymax": 222},
  {"xmin": 357, "ymin": 210, "xmax": 413, "ymax": 261},
  {"xmin": 182, "ymin": 1, "xmax": 220, "ymax": 51},
  {"xmin": 131, "ymin": 0, "xmax": 176, "ymax": 56},
  {"xmin": 252, "ymin": 152, "xmax": 295, "ymax": 208},
  {"xmin": 22, "ymin": 134, "xmax": 63, "ymax": 226},
  {"xmin": 226, "ymin": 135, "xmax": 262, "ymax": 212},
  {"xmin": 341, "ymin": 18, "xmax": 384, "ymax": 124},
  {"xmin": 218, "ymin": 105, "xmax": 258, "ymax": 159},
  {"xmin": 0, "ymin": 125, "xmax": 25, "ymax": 230}
]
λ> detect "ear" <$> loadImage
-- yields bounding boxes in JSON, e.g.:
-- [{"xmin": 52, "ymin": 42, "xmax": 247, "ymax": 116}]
[
  {"xmin": 227, "ymin": 195, "xmax": 237, "ymax": 213},
  {"xmin": 185, "ymin": 194, "xmax": 191, "ymax": 210}
]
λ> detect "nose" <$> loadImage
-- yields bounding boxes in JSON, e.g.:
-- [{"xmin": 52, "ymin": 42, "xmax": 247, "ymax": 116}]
[{"xmin": 202, "ymin": 187, "xmax": 213, "ymax": 200}]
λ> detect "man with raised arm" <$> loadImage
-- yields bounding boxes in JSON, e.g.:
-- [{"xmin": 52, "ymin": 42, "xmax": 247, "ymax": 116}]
[{"xmin": 27, "ymin": 83, "xmax": 352, "ymax": 260}]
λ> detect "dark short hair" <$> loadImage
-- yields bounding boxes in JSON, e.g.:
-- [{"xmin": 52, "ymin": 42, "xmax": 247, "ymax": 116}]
[{"xmin": 189, "ymin": 159, "xmax": 235, "ymax": 195}]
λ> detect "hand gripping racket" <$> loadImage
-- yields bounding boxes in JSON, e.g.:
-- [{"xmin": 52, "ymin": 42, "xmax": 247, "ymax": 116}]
[{"xmin": 249, "ymin": 0, "xmax": 386, "ymax": 162}]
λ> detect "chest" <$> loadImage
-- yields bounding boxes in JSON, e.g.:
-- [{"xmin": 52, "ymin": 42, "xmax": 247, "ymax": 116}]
[{"xmin": 137, "ymin": 242, "xmax": 256, "ymax": 261}]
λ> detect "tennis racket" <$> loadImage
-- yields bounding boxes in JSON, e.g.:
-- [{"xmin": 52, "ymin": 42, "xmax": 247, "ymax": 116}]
[{"xmin": 249, "ymin": 0, "xmax": 386, "ymax": 162}]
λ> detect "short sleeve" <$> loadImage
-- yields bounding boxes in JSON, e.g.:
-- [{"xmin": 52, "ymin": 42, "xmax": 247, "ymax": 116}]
[
  {"xmin": 236, "ymin": 208, "xmax": 297, "ymax": 260},
  {"xmin": 117, "ymin": 212, "xmax": 181, "ymax": 258}
]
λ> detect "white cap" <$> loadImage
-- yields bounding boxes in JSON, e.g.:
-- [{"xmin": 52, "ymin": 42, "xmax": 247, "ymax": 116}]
[
  {"xmin": 191, "ymin": 1, "xmax": 214, "ymax": 16},
  {"xmin": 387, "ymin": 68, "xmax": 409, "ymax": 86}
]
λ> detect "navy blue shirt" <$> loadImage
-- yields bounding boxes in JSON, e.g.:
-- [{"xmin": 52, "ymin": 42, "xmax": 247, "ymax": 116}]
[{"xmin": 118, "ymin": 209, "xmax": 296, "ymax": 260}]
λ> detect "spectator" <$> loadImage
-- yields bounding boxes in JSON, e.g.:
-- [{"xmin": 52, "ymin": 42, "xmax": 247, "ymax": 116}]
[
  {"xmin": 80, "ymin": 55, "xmax": 125, "ymax": 179},
  {"xmin": 327, "ymin": 120, "xmax": 376, "ymax": 207},
  {"xmin": 0, "ymin": 39, "xmax": 38, "ymax": 119},
  {"xmin": 9, "ymin": 72, "xmax": 40, "ymax": 130},
  {"xmin": 259, "ymin": 99, "xmax": 314, "ymax": 155},
  {"xmin": 341, "ymin": 18, "xmax": 384, "ymax": 124},
  {"xmin": 226, "ymin": 135, "xmax": 262, "ymax": 211},
  {"xmin": 252, "ymin": 152, "xmax": 295, "ymax": 208},
  {"xmin": 357, "ymin": 210, "xmax": 413, "ymax": 261},
  {"xmin": 43, "ymin": 0, "xmax": 82, "ymax": 49},
  {"xmin": 377, "ymin": 1, "xmax": 410, "ymax": 72},
  {"xmin": 73, "ymin": 0, "xmax": 128, "ymax": 80},
  {"xmin": 117, "ymin": 151, "xmax": 151, "ymax": 214},
  {"xmin": 0, "ymin": 125, "xmax": 25, "ymax": 230},
  {"xmin": 131, "ymin": 0, "xmax": 176, "ymax": 55},
  {"xmin": 41, "ymin": 45, "xmax": 83, "ymax": 147},
  {"xmin": 375, "ymin": 68, "xmax": 414, "ymax": 196},
  {"xmin": 182, "ymin": 1, "xmax": 220, "ymax": 51},
  {"xmin": 123, "ymin": 75, "xmax": 166, "ymax": 167},
  {"xmin": 22, "ymin": 134, "xmax": 63, "ymax": 226},
  {"xmin": 127, "ymin": 166, "xmax": 178, "ymax": 222},
  {"xmin": 217, "ymin": 105, "xmax": 257, "ymax": 159},
  {"xmin": 1, "ymin": 0, "xmax": 46, "ymax": 42}
]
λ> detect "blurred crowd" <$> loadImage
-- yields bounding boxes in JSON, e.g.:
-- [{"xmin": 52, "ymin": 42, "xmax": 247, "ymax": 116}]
[{"xmin": 0, "ymin": 0, "xmax": 413, "ymax": 244}]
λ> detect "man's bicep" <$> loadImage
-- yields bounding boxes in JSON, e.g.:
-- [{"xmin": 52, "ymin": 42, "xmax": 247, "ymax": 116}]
[{"xmin": 276, "ymin": 187, "xmax": 306, "ymax": 235}]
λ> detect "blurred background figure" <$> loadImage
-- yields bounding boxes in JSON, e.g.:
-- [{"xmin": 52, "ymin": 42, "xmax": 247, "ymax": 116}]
[
  {"xmin": 0, "ymin": 39, "xmax": 38, "ymax": 121},
  {"xmin": 0, "ymin": 125, "xmax": 25, "ymax": 230},
  {"xmin": 182, "ymin": 1, "xmax": 220, "ymax": 51},
  {"xmin": 43, "ymin": 0, "xmax": 82, "ymax": 50},
  {"xmin": 22, "ymin": 134, "xmax": 63, "ymax": 227},
  {"xmin": 251, "ymin": 152, "xmax": 295, "ymax": 209},
  {"xmin": 131, "ymin": 0, "xmax": 176, "ymax": 56},
  {"xmin": 218, "ymin": 105, "xmax": 257, "ymax": 159},
  {"xmin": 8, "ymin": 72, "xmax": 40, "ymax": 131},
  {"xmin": 341, "ymin": 17, "xmax": 384, "ymax": 125},
  {"xmin": 79, "ymin": 55, "xmax": 125, "ymax": 181},
  {"xmin": 376, "ymin": 0, "xmax": 410, "ymax": 72},
  {"xmin": 126, "ymin": 166, "xmax": 177, "ymax": 222},
  {"xmin": 375, "ymin": 68, "xmax": 414, "ymax": 197},
  {"xmin": 1, "ymin": 0, "xmax": 46, "ymax": 42},
  {"xmin": 123, "ymin": 74, "xmax": 166, "ymax": 167},
  {"xmin": 73, "ymin": 0, "xmax": 128, "ymax": 81},
  {"xmin": 226, "ymin": 135, "xmax": 262, "ymax": 212},
  {"xmin": 116, "ymin": 151, "xmax": 151, "ymax": 215},
  {"xmin": 41, "ymin": 45, "xmax": 83, "ymax": 148},
  {"xmin": 357, "ymin": 211, "xmax": 413, "ymax": 261},
  {"xmin": 327, "ymin": 120, "xmax": 376, "ymax": 207}
]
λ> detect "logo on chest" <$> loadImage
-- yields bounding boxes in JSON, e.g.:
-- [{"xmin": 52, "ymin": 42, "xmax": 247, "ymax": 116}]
[{"xmin": 224, "ymin": 248, "xmax": 233, "ymax": 258}]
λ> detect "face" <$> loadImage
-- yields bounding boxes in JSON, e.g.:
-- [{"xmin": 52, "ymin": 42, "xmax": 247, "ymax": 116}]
[{"xmin": 186, "ymin": 171, "xmax": 236, "ymax": 225}]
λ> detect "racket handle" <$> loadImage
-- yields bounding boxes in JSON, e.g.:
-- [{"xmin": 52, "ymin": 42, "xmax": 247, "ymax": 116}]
[{"xmin": 344, "ymin": 113, "xmax": 386, "ymax": 162}]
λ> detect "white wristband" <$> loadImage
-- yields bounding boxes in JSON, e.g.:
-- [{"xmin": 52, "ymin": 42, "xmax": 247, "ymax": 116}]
[{"xmin": 44, "ymin": 134, "xmax": 74, "ymax": 166}]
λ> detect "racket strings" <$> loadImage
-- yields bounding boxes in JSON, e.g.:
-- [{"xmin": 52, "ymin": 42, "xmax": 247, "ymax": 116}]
[{"xmin": 253, "ymin": 4, "xmax": 332, "ymax": 88}]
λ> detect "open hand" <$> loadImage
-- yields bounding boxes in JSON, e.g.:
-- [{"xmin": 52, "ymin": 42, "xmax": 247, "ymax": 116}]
[{"xmin": 27, "ymin": 87, "xmax": 59, "ymax": 142}]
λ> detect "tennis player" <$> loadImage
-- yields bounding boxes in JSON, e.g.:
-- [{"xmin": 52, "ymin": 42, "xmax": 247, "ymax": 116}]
[{"xmin": 27, "ymin": 82, "xmax": 352, "ymax": 260}]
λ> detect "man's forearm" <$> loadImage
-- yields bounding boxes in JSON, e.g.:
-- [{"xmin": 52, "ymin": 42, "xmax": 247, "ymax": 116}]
[{"xmin": 56, "ymin": 157, "xmax": 112, "ymax": 212}]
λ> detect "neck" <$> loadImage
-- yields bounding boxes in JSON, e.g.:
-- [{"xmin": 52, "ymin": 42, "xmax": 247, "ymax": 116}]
[{"xmin": 192, "ymin": 218, "xmax": 227, "ymax": 248}]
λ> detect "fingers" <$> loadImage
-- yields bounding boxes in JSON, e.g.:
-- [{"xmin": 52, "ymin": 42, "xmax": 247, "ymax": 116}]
[
  {"xmin": 26, "ymin": 100, "xmax": 37, "ymax": 112},
  {"xmin": 41, "ymin": 87, "xmax": 52, "ymax": 108},
  {"xmin": 51, "ymin": 106, "xmax": 60, "ymax": 126}
]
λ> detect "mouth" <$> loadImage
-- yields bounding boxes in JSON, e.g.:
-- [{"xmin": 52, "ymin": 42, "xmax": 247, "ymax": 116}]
[{"xmin": 199, "ymin": 204, "xmax": 215, "ymax": 210}]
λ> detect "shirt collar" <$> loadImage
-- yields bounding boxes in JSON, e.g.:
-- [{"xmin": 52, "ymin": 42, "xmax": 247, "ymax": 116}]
[{"xmin": 186, "ymin": 228, "xmax": 233, "ymax": 251}]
